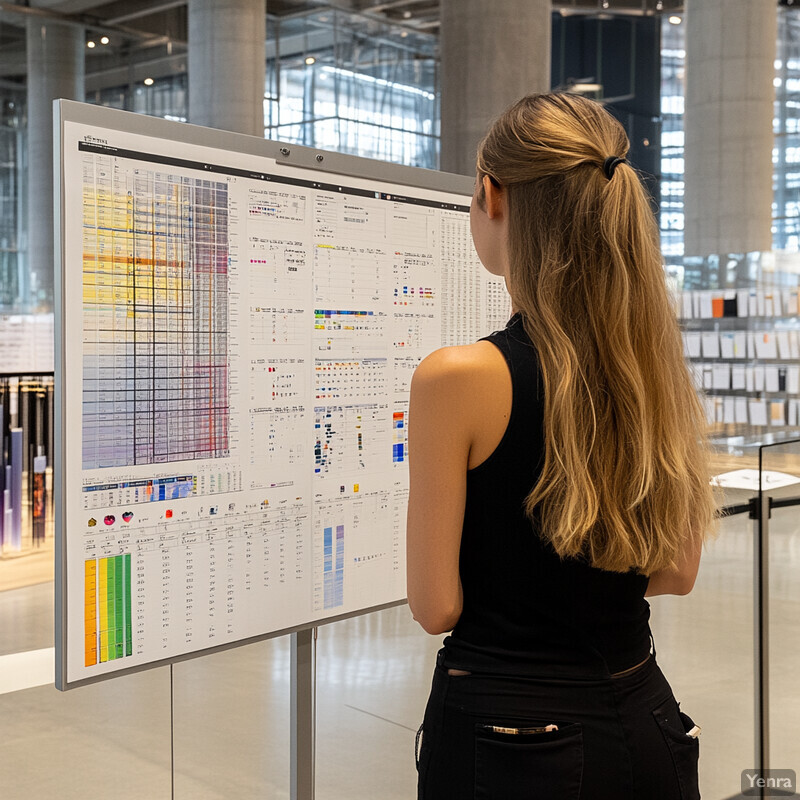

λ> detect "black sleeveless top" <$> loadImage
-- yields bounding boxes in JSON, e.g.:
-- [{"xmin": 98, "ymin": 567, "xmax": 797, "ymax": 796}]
[{"xmin": 441, "ymin": 312, "xmax": 653, "ymax": 679}]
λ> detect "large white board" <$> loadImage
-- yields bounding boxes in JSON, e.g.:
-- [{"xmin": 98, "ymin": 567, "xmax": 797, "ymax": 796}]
[{"xmin": 55, "ymin": 101, "xmax": 511, "ymax": 689}]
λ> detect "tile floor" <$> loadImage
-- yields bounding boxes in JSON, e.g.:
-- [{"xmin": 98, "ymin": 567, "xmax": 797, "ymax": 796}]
[{"xmin": 0, "ymin": 483, "xmax": 797, "ymax": 799}]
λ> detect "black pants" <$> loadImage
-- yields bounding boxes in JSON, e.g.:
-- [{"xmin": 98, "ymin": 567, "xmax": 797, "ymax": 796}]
[{"xmin": 415, "ymin": 640, "xmax": 700, "ymax": 800}]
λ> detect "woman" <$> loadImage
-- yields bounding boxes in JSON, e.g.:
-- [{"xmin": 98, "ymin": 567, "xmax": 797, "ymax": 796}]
[{"xmin": 406, "ymin": 93, "xmax": 720, "ymax": 800}]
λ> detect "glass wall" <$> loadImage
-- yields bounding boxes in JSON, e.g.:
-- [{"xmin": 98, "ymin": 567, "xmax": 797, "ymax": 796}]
[
  {"xmin": 774, "ymin": 8, "xmax": 800, "ymax": 252},
  {"xmin": 88, "ymin": 74, "xmax": 188, "ymax": 122},
  {"xmin": 264, "ymin": 10, "xmax": 438, "ymax": 169},
  {"xmin": 0, "ymin": 88, "xmax": 26, "ymax": 311},
  {"xmin": 86, "ymin": 11, "xmax": 439, "ymax": 170},
  {"xmin": 660, "ymin": 18, "xmax": 686, "ymax": 264}
]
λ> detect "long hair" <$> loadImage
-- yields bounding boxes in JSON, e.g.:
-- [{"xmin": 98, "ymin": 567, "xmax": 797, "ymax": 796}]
[{"xmin": 476, "ymin": 93, "xmax": 720, "ymax": 574}]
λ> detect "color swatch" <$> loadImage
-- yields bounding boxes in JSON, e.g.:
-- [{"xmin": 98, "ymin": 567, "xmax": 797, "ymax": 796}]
[
  {"xmin": 84, "ymin": 554, "xmax": 132, "ymax": 666},
  {"xmin": 323, "ymin": 524, "xmax": 344, "ymax": 609}
]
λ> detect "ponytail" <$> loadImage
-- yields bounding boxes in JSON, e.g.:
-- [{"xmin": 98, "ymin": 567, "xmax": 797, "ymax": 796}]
[{"xmin": 477, "ymin": 93, "xmax": 719, "ymax": 574}]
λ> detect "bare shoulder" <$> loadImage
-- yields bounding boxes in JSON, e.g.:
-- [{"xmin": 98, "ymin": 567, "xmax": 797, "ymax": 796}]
[
  {"xmin": 410, "ymin": 342, "xmax": 511, "ymax": 465},
  {"xmin": 412, "ymin": 341, "xmax": 508, "ymax": 391}
]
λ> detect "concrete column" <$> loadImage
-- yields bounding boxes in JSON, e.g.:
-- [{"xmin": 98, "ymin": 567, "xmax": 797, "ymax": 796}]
[
  {"xmin": 683, "ymin": 0, "xmax": 776, "ymax": 257},
  {"xmin": 439, "ymin": 0, "xmax": 551, "ymax": 176},
  {"xmin": 188, "ymin": 0, "xmax": 266, "ymax": 137},
  {"xmin": 26, "ymin": 20, "xmax": 83, "ymax": 310}
]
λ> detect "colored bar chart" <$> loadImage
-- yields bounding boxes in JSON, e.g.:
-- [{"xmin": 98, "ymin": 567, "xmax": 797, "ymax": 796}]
[
  {"xmin": 392, "ymin": 411, "xmax": 405, "ymax": 463},
  {"xmin": 84, "ymin": 554, "xmax": 132, "ymax": 666},
  {"xmin": 323, "ymin": 524, "xmax": 344, "ymax": 609},
  {"xmin": 84, "ymin": 560, "xmax": 97, "ymax": 667},
  {"xmin": 81, "ymin": 164, "xmax": 230, "ymax": 470}
]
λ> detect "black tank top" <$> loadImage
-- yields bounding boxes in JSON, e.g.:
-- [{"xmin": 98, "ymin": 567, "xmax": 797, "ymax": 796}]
[{"xmin": 441, "ymin": 312, "xmax": 653, "ymax": 679}]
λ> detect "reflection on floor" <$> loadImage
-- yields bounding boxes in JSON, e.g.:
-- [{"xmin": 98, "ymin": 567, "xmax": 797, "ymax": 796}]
[{"xmin": 0, "ymin": 490, "xmax": 797, "ymax": 800}]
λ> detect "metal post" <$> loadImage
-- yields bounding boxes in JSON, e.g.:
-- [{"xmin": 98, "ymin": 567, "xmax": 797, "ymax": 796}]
[
  {"xmin": 291, "ymin": 627, "xmax": 315, "ymax": 800},
  {"xmin": 754, "ymin": 488, "xmax": 770, "ymax": 799}
]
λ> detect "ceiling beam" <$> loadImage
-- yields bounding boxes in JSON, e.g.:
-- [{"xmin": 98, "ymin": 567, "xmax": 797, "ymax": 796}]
[{"xmin": 104, "ymin": 1, "xmax": 186, "ymax": 26}]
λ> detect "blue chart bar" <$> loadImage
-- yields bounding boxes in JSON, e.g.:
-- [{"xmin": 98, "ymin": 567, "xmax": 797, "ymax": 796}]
[
  {"xmin": 392, "ymin": 411, "xmax": 405, "ymax": 463},
  {"xmin": 323, "ymin": 524, "xmax": 345, "ymax": 609}
]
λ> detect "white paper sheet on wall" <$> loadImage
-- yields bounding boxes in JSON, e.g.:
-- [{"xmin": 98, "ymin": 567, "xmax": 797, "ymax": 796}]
[
  {"xmin": 782, "ymin": 289, "xmax": 798, "ymax": 316},
  {"xmin": 736, "ymin": 290, "xmax": 750, "ymax": 317},
  {"xmin": 684, "ymin": 332, "xmax": 702, "ymax": 358},
  {"xmin": 788, "ymin": 366, "xmax": 800, "ymax": 395},
  {"xmin": 754, "ymin": 332, "xmax": 778, "ymax": 360},
  {"xmin": 731, "ymin": 365, "xmax": 747, "ymax": 390},
  {"xmin": 776, "ymin": 331, "xmax": 791, "ymax": 360},
  {"xmin": 682, "ymin": 292, "xmax": 693, "ymax": 320},
  {"xmin": 701, "ymin": 332, "xmax": 720, "ymax": 358},
  {"xmin": 754, "ymin": 365, "xmax": 766, "ymax": 392},
  {"xmin": 712, "ymin": 363, "xmax": 731, "ymax": 390},
  {"xmin": 790, "ymin": 331, "xmax": 800, "ymax": 359},
  {"xmin": 719, "ymin": 332, "xmax": 736, "ymax": 359},
  {"xmin": 765, "ymin": 366, "xmax": 780, "ymax": 393},
  {"xmin": 723, "ymin": 396, "xmax": 735, "ymax": 424},
  {"xmin": 747, "ymin": 331, "xmax": 756, "ymax": 359},
  {"xmin": 748, "ymin": 399, "xmax": 768, "ymax": 427},
  {"xmin": 735, "ymin": 396, "xmax": 749, "ymax": 424}
]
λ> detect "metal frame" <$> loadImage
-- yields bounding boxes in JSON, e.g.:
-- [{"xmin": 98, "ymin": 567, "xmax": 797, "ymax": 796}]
[
  {"xmin": 717, "ymin": 439, "xmax": 800, "ymax": 800},
  {"xmin": 754, "ymin": 438, "xmax": 800, "ymax": 797}
]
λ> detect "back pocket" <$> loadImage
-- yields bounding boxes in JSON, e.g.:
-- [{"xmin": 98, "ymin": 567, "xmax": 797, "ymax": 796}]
[
  {"xmin": 473, "ymin": 720, "xmax": 583, "ymax": 800},
  {"xmin": 651, "ymin": 696, "xmax": 700, "ymax": 800}
]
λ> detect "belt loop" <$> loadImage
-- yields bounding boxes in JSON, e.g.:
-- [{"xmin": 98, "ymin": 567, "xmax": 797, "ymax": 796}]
[{"xmin": 436, "ymin": 648, "xmax": 445, "ymax": 666}]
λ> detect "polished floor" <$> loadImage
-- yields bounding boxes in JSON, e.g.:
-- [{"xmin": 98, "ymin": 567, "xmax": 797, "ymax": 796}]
[{"xmin": 0, "ymin": 483, "xmax": 797, "ymax": 800}]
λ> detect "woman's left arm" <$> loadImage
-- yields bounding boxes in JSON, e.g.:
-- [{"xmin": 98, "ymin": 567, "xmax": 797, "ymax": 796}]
[{"xmin": 405, "ymin": 347, "xmax": 476, "ymax": 635}]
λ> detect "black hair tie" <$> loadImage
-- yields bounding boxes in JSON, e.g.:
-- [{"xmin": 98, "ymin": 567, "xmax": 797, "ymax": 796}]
[{"xmin": 603, "ymin": 156, "xmax": 626, "ymax": 179}]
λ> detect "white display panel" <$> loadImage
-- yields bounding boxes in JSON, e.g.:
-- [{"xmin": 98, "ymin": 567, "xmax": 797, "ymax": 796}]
[{"xmin": 56, "ymin": 104, "xmax": 511, "ymax": 688}]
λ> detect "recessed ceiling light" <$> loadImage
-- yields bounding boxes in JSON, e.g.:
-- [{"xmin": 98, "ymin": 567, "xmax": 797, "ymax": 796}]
[
  {"xmin": 100, "ymin": 36, "xmax": 109, "ymax": 45},
  {"xmin": 571, "ymin": 82, "xmax": 602, "ymax": 93},
  {"xmin": 602, "ymin": 0, "xmax": 609, "ymax": 8},
  {"xmin": 656, "ymin": 0, "xmax": 663, "ymax": 9},
  {"xmin": 669, "ymin": 15, "xmax": 682, "ymax": 24},
  {"xmin": 87, "ymin": 40, "xmax": 96, "ymax": 48},
  {"xmin": 400, "ymin": 30, "xmax": 408, "ymax": 38},
  {"xmin": 305, "ymin": 56, "xmax": 316, "ymax": 65},
  {"xmin": 403, "ymin": 10, "xmax": 412, "ymax": 18},
  {"xmin": 143, "ymin": 77, "xmax": 154, "ymax": 86}
]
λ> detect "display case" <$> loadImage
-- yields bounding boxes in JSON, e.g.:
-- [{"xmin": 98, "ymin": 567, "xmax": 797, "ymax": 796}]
[
  {"xmin": 0, "ymin": 373, "xmax": 54, "ymax": 588},
  {"xmin": 671, "ymin": 251, "xmax": 800, "ymax": 456}
]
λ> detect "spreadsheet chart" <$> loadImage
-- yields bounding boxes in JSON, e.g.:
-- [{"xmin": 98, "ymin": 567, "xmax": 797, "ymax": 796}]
[{"xmin": 81, "ymin": 155, "xmax": 230, "ymax": 469}]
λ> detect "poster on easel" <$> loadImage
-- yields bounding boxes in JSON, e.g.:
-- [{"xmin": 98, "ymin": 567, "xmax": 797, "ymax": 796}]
[{"xmin": 55, "ymin": 100, "xmax": 511, "ymax": 690}]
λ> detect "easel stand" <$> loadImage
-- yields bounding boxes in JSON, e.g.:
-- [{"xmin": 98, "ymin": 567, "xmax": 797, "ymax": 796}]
[{"xmin": 291, "ymin": 627, "xmax": 316, "ymax": 800}]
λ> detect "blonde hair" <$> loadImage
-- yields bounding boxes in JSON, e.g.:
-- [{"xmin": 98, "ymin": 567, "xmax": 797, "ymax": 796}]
[{"xmin": 476, "ymin": 93, "xmax": 720, "ymax": 575}]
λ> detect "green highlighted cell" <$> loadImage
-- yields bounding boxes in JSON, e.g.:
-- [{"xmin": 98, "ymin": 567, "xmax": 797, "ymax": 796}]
[
  {"xmin": 125, "ymin": 554, "xmax": 132, "ymax": 657},
  {"xmin": 88, "ymin": 554, "xmax": 134, "ymax": 666}
]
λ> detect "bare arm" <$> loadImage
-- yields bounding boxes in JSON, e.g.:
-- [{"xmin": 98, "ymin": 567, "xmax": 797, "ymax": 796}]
[
  {"xmin": 405, "ymin": 347, "xmax": 473, "ymax": 634},
  {"xmin": 644, "ymin": 526, "xmax": 703, "ymax": 597},
  {"xmin": 405, "ymin": 340, "xmax": 512, "ymax": 634}
]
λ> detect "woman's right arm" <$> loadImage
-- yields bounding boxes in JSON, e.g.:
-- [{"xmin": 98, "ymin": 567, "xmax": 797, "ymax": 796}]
[{"xmin": 643, "ymin": 527, "xmax": 703, "ymax": 597}]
